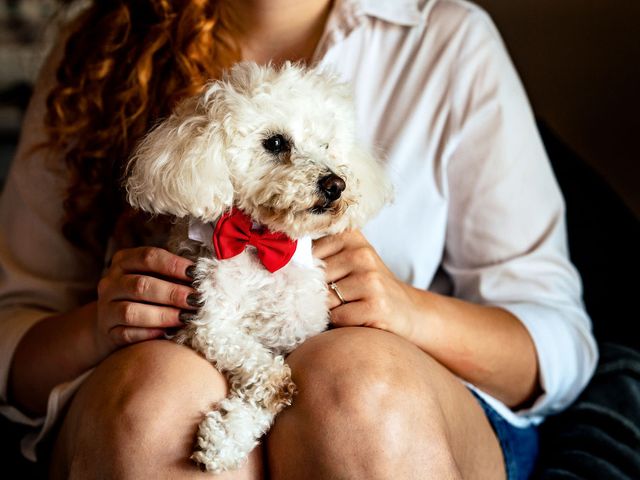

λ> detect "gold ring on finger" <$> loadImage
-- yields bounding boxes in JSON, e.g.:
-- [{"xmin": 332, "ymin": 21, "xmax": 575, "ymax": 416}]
[{"xmin": 329, "ymin": 281, "xmax": 347, "ymax": 305}]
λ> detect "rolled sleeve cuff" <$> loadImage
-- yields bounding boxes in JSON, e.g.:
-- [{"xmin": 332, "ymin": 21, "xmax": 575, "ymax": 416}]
[
  {"xmin": 0, "ymin": 307, "xmax": 51, "ymax": 424},
  {"xmin": 0, "ymin": 307, "xmax": 93, "ymax": 462},
  {"xmin": 498, "ymin": 301, "xmax": 598, "ymax": 419},
  {"xmin": 465, "ymin": 302, "xmax": 597, "ymax": 428},
  {"xmin": 20, "ymin": 370, "xmax": 92, "ymax": 462}
]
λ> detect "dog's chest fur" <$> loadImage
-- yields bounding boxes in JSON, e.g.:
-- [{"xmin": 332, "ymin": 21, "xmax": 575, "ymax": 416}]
[{"xmin": 170, "ymin": 222, "xmax": 330, "ymax": 355}]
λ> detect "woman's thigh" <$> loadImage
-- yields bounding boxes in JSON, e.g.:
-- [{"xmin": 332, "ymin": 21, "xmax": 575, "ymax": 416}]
[
  {"xmin": 49, "ymin": 340, "xmax": 263, "ymax": 479},
  {"xmin": 267, "ymin": 327, "xmax": 505, "ymax": 480}
]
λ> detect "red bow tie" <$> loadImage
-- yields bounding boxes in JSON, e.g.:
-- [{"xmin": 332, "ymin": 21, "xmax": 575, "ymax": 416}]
[{"xmin": 212, "ymin": 208, "xmax": 297, "ymax": 273}]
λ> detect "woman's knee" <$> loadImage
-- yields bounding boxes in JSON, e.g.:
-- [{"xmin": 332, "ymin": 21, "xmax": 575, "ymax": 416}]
[
  {"xmin": 268, "ymin": 327, "xmax": 459, "ymax": 477},
  {"xmin": 288, "ymin": 327, "xmax": 439, "ymax": 418},
  {"xmin": 53, "ymin": 340, "xmax": 230, "ymax": 477},
  {"xmin": 108, "ymin": 341, "xmax": 228, "ymax": 441}
]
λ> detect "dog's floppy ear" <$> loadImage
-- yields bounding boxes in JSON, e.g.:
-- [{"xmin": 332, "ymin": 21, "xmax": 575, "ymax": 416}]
[{"xmin": 125, "ymin": 87, "xmax": 233, "ymax": 221}]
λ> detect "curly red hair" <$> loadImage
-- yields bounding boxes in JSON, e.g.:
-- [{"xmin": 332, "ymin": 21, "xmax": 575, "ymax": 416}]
[{"xmin": 44, "ymin": 0, "xmax": 240, "ymax": 252}]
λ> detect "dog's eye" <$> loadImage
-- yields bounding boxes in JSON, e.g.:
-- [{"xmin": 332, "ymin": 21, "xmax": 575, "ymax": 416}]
[{"xmin": 263, "ymin": 134, "xmax": 289, "ymax": 154}]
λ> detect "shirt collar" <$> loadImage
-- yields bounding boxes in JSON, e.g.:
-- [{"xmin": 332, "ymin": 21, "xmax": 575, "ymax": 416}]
[
  {"xmin": 358, "ymin": 0, "xmax": 425, "ymax": 26},
  {"xmin": 311, "ymin": 0, "xmax": 432, "ymax": 64}
]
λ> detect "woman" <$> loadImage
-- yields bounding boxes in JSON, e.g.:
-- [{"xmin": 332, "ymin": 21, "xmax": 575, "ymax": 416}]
[{"xmin": 0, "ymin": 0, "xmax": 597, "ymax": 478}]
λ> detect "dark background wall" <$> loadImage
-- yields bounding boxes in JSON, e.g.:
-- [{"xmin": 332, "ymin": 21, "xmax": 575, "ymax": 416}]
[
  {"xmin": 1, "ymin": 1, "xmax": 639, "ymax": 217},
  {"xmin": 475, "ymin": 0, "xmax": 640, "ymax": 218}
]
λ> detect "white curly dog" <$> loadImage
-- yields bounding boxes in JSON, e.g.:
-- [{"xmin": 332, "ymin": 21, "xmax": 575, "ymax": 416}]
[{"xmin": 125, "ymin": 61, "xmax": 392, "ymax": 474}]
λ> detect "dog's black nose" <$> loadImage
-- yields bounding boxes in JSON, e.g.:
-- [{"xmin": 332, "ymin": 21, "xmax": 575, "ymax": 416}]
[{"xmin": 318, "ymin": 174, "xmax": 346, "ymax": 202}]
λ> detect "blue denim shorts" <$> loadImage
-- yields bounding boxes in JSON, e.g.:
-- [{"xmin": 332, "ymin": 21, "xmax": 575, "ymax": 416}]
[{"xmin": 471, "ymin": 390, "xmax": 539, "ymax": 480}]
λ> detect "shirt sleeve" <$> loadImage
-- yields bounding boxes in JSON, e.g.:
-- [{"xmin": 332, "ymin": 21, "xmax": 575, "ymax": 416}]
[
  {"xmin": 0, "ymin": 37, "xmax": 103, "ymax": 425},
  {"xmin": 441, "ymin": 7, "xmax": 598, "ymax": 419}
]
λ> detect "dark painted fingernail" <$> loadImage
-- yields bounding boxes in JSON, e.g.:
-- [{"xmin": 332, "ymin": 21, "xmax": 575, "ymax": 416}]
[
  {"xmin": 185, "ymin": 265, "xmax": 197, "ymax": 279},
  {"xmin": 179, "ymin": 311, "xmax": 196, "ymax": 323},
  {"xmin": 187, "ymin": 293, "xmax": 203, "ymax": 307}
]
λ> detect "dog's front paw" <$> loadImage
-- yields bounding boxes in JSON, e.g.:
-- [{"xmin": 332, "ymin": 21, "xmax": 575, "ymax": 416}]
[
  {"xmin": 191, "ymin": 398, "xmax": 272, "ymax": 474},
  {"xmin": 191, "ymin": 410, "xmax": 248, "ymax": 474}
]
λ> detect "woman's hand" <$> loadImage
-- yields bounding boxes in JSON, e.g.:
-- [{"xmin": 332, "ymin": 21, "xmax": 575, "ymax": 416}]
[
  {"xmin": 313, "ymin": 230, "xmax": 421, "ymax": 342},
  {"xmin": 95, "ymin": 247, "xmax": 199, "ymax": 357}
]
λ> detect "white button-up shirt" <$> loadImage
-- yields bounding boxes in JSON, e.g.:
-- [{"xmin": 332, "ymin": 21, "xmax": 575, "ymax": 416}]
[{"xmin": 0, "ymin": 0, "xmax": 598, "ymax": 460}]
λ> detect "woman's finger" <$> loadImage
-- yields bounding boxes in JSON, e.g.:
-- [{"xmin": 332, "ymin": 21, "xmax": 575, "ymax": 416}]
[
  {"xmin": 327, "ymin": 280, "xmax": 347, "ymax": 309},
  {"xmin": 108, "ymin": 325, "xmax": 167, "ymax": 347},
  {"xmin": 327, "ymin": 271, "xmax": 384, "ymax": 309},
  {"xmin": 111, "ymin": 301, "xmax": 187, "ymax": 329},
  {"xmin": 323, "ymin": 249, "xmax": 354, "ymax": 283},
  {"xmin": 329, "ymin": 301, "xmax": 378, "ymax": 328},
  {"xmin": 113, "ymin": 274, "xmax": 200, "ymax": 309},
  {"xmin": 313, "ymin": 229, "xmax": 367, "ymax": 260},
  {"xmin": 313, "ymin": 235, "xmax": 345, "ymax": 260},
  {"xmin": 323, "ymin": 245, "xmax": 382, "ymax": 283},
  {"xmin": 111, "ymin": 247, "xmax": 195, "ymax": 281}
]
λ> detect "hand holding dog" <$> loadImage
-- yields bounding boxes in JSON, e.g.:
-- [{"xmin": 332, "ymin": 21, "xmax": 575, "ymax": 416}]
[
  {"xmin": 315, "ymin": 230, "xmax": 421, "ymax": 343},
  {"xmin": 95, "ymin": 247, "xmax": 198, "ymax": 356}
]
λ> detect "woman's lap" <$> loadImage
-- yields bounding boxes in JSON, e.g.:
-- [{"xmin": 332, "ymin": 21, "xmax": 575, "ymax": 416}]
[{"xmin": 49, "ymin": 327, "xmax": 509, "ymax": 479}]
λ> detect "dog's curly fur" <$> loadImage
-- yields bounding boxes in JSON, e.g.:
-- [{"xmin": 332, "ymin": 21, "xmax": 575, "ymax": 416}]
[{"xmin": 125, "ymin": 62, "xmax": 392, "ymax": 473}]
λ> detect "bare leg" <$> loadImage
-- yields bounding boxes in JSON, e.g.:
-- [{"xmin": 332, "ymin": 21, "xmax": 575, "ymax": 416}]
[
  {"xmin": 49, "ymin": 340, "xmax": 264, "ymax": 480},
  {"xmin": 267, "ymin": 327, "xmax": 505, "ymax": 480}
]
